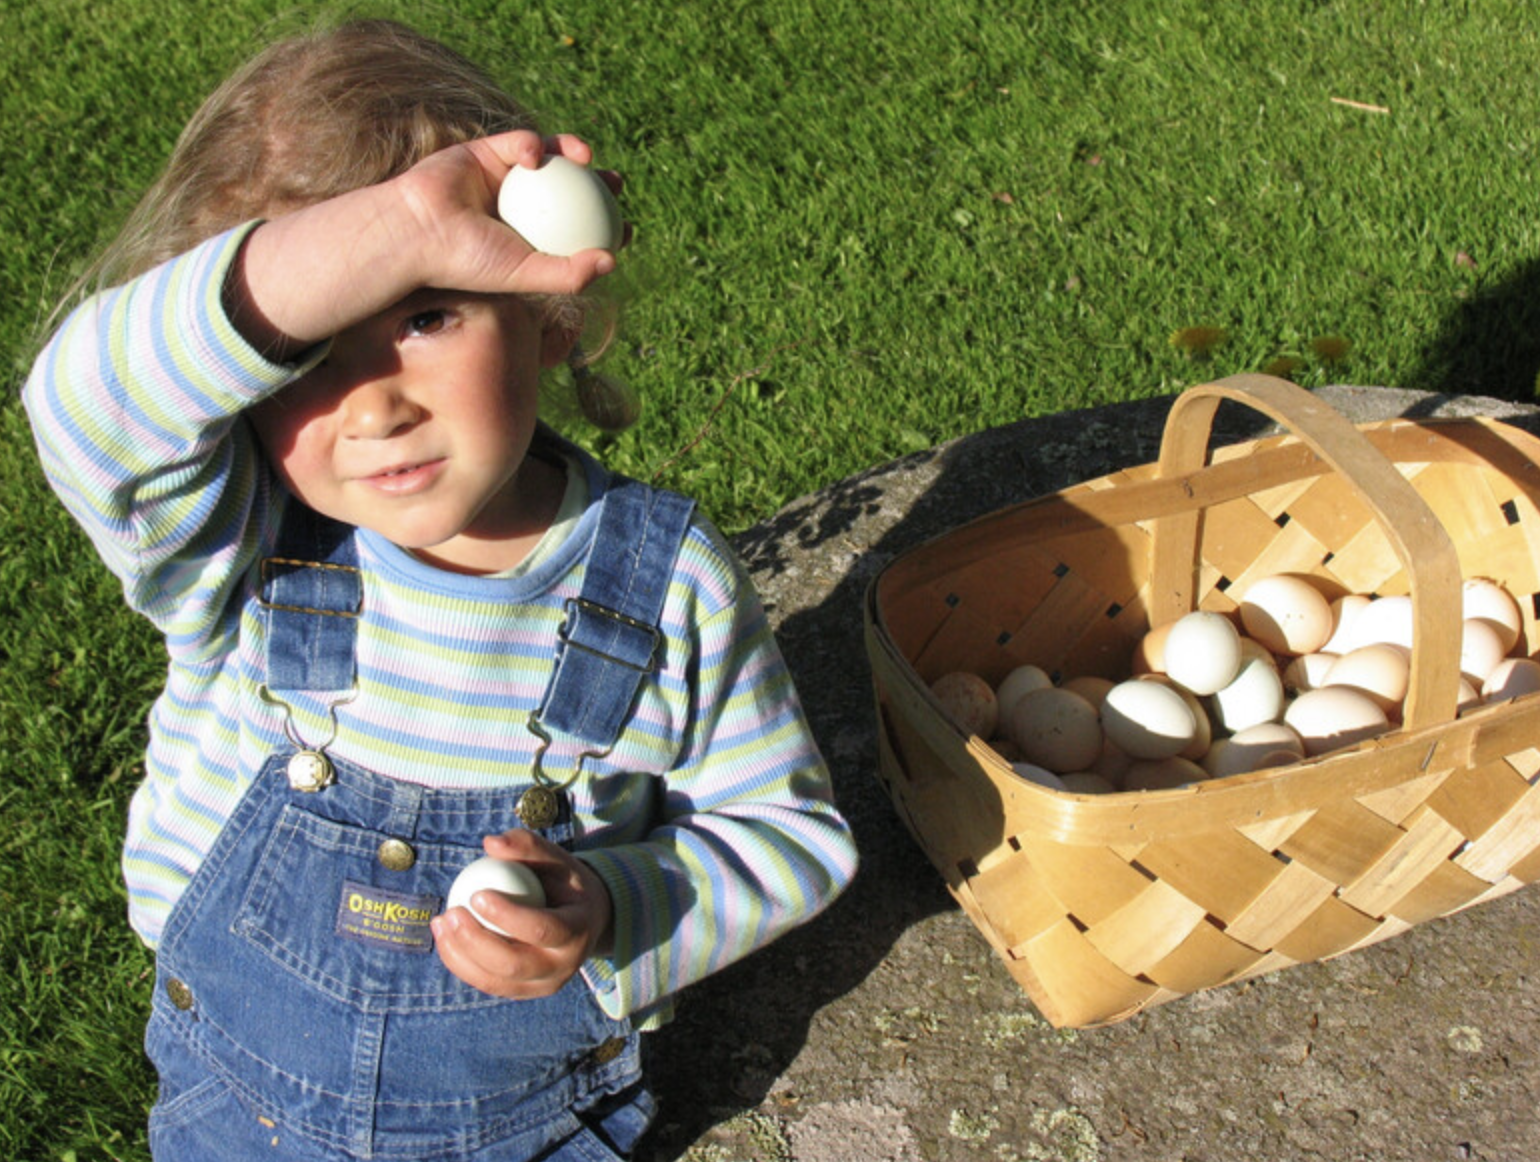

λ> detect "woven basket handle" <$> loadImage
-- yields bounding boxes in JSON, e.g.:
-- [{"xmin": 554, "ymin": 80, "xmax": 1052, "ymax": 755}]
[{"xmin": 1150, "ymin": 373, "xmax": 1462, "ymax": 731}]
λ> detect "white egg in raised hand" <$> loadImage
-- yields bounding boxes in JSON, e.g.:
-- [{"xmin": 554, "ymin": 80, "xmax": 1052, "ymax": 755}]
[{"xmin": 498, "ymin": 156, "xmax": 623, "ymax": 256}]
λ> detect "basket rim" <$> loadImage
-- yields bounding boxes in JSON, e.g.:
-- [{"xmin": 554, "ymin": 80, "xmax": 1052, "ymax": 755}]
[{"xmin": 864, "ymin": 407, "xmax": 1540, "ymax": 844}]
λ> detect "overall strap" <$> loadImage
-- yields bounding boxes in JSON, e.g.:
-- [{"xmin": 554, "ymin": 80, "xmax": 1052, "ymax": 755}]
[
  {"xmin": 258, "ymin": 499, "xmax": 363, "ymax": 694},
  {"xmin": 534, "ymin": 475, "xmax": 696, "ymax": 748},
  {"xmin": 257, "ymin": 477, "xmax": 694, "ymax": 741}
]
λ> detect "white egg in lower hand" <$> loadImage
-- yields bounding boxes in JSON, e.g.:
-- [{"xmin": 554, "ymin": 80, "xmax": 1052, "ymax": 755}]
[
  {"xmin": 447, "ymin": 856, "xmax": 546, "ymax": 937},
  {"xmin": 498, "ymin": 156, "xmax": 623, "ymax": 256}
]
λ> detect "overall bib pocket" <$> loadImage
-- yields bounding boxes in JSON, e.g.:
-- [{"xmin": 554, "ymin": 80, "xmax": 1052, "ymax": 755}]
[{"xmin": 233, "ymin": 802, "xmax": 484, "ymax": 1009}]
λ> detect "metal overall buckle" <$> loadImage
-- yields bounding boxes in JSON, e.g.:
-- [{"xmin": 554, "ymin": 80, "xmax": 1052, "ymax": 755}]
[
  {"xmin": 258, "ymin": 682, "xmax": 360, "ymax": 792},
  {"xmin": 517, "ymin": 714, "xmax": 612, "ymax": 829}
]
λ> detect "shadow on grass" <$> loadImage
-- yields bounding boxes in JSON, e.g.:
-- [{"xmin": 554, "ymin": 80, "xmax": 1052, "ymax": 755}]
[{"xmin": 1412, "ymin": 258, "xmax": 1540, "ymax": 406}]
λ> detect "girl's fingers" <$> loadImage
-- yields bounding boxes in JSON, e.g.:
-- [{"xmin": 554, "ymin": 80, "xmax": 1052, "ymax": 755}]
[
  {"xmin": 471, "ymin": 130, "xmax": 594, "ymax": 174},
  {"xmin": 433, "ymin": 906, "xmax": 572, "ymax": 998},
  {"xmin": 506, "ymin": 248, "xmax": 617, "ymax": 295},
  {"xmin": 542, "ymin": 133, "xmax": 594, "ymax": 167}
]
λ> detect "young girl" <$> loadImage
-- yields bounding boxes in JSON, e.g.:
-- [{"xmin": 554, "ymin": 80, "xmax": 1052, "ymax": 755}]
[{"xmin": 25, "ymin": 19, "xmax": 857, "ymax": 1162}]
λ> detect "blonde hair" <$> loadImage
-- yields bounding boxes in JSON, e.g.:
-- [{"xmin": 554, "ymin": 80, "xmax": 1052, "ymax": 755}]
[{"xmin": 57, "ymin": 17, "xmax": 629, "ymax": 425}]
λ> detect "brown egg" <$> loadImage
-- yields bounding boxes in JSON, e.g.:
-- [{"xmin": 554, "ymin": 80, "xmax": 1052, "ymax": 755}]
[
  {"xmin": 1323, "ymin": 644, "xmax": 1410, "ymax": 717},
  {"xmin": 995, "ymin": 664, "xmax": 1053, "ymax": 718},
  {"xmin": 1238, "ymin": 575, "xmax": 1334, "ymax": 656},
  {"xmin": 1132, "ymin": 622, "xmax": 1174, "ymax": 675},
  {"xmin": 1006, "ymin": 688, "xmax": 1103, "ymax": 774},
  {"xmin": 1283, "ymin": 687, "xmax": 1389, "ymax": 756},
  {"xmin": 930, "ymin": 671, "xmax": 998, "ymax": 738},
  {"xmin": 1463, "ymin": 578, "xmax": 1523, "ymax": 655}
]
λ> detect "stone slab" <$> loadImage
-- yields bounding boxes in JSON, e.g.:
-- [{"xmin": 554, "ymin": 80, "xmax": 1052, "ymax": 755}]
[{"xmin": 645, "ymin": 385, "xmax": 1540, "ymax": 1162}]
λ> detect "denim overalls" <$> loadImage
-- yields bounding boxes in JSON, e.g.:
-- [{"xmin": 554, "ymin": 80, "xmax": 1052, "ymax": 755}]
[{"xmin": 144, "ymin": 475, "xmax": 694, "ymax": 1162}]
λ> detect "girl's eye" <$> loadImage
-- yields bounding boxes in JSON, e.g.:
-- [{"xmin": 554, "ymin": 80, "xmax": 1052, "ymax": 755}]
[{"xmin": 404, "ymin": 310, "xmax": 448, "ymax": 337}]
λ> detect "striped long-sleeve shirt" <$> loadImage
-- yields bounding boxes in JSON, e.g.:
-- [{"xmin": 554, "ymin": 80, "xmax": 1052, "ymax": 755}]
[{"xmin": 24, "ymin": 225, "xmax": 857, "ymax": 1027}]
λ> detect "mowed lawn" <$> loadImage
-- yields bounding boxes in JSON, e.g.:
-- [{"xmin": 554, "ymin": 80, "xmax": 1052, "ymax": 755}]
[{"xmin": 2, "ymin": 1, "xmax": 1538, "ymax": 1158}]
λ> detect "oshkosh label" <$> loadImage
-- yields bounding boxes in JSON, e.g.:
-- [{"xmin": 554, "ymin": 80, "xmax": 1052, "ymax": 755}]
[{"xmin": 336, "ymin": 880, "xmax": 440, "ymax": 954}]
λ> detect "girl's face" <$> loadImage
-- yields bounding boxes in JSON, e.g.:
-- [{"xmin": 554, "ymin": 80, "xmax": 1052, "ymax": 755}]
[{"xmin": 248, "ymin": 292, "xmax": 569, "ymax": 574}]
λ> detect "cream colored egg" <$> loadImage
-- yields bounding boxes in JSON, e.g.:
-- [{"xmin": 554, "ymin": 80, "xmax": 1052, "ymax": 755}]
[
  {"xmin": 1283, "ymin": 687, "xmax": 1390, "ymax": 756},
  {"xmin": 1201, "ymin": 741, "xmax": 1301, "ymax": 779},
  {"xmin": 1459, "ymin": 618, "xmax": 1508, "ymax": 686},
  {"xmin": 1059, "ymin": 772, "xmax": 1119, "ymax": 794},
  {"xmin": 1463, "ymin": 578, "xmax": 1523, "ymax": 654},
  {"xmin": 1132, "ymin": 622, "xmax": 1174, "ymax": 675},
  {"xmin": 1006, "ymin": 688, "xmax": 1103, "ymax": 774},
  {"xmin": 1009, "ymin": 762, "xmax": 1067, "ymax": 791},
  {"xmin": 1323, "ymin": 644, "xmax": 1410, "ymax": 716},
  {"xmin": 1237, "ymin": 636, "xmax": 1278, "ymax": 665},
  {"xmin": 1282, "ymin": 652, "xmax": 1339, "ymax": 696},
  {"xmin": 1458, "ymin": 678, "xmax": 1482, "ymax": 713},
  {"xmin": 448, "ymin": 857, "xmax": 546, "ymax": 937},
  {"xmin": 1090, "ymin": 736, "xmax": 1133, "ymax": 783},
  {"xmin": 1140, "ymin": 675, "xmax": 1212, "ymax": 760},
  {"xmin": 1201, "ymin": 722, "xmax": 1306, "ymax": 778},
  {"xmin": 1231, "ymin": 720, "xmax": 1306, "ymax": 756},
  {"xmin": 1060, "ymin": 675, "xmax": 1115, "ymax": 710},
  {"xmin": 1345, "ymin": 595, "xmax": 1414, "ymax": 651},
  {"xmin": 1123, "ymin": 756, "xmax": 1210, "ymax": 791},
  {"xmin": 1208, "ymin": 653, "xmax": 1286, "ymax": 733},
  {"xmin": 1101, "ymin": 680, "xmax": 1197, "ymax": 760},
  {"xmin": 1321, "ymin": 594, "xmax": 1371, "ymax": 655},
  {"xmin": 1238, "ymin": 575, "xmax": 1334, "ymax": 656},
  {"xmin": 931, "ymin": 672, "xmax": 998, "ymax": 738},
  {"xmin": 1483, "ymin": 657, "xmax": 1540, "ymax": 703},
  {"xmin": 995, "ymin": 664, "xmax": 1053, "ymax": 717},
  {"xmin": 1163, "ymin": 611, "xmax": 1244, "ymax": 695}
]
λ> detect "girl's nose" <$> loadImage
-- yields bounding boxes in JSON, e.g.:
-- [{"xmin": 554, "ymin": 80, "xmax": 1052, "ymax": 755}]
[{"xmin": 338, "ymin": 378, "xmax": 421, "ymax": 439}]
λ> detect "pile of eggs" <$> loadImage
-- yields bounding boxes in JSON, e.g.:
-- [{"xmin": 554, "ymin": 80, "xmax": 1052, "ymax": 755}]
[{"xmin": 930, "ymin": 574, "xmax": 1539, "ymax": 794}]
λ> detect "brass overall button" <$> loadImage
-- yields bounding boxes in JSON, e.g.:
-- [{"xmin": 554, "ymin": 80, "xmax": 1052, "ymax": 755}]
[
  {"xmin": 166, "ymin": 978, "xmax": 195, "ymax": 1011},
  {"xmin": 377, "ymin": 838, "xmax": 417, "ymax": 871}
]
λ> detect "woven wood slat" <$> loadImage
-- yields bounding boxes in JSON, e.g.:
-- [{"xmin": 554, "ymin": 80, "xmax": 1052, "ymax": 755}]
[{"xmin": 866, "ymin": 375, "xmax": 1540, "ymax": 1026}]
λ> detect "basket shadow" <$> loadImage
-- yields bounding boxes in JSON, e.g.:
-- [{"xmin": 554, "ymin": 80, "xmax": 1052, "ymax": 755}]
[{"xmin": 1410, "ymin": 257, "xmax": 1540, "ymax": 406}]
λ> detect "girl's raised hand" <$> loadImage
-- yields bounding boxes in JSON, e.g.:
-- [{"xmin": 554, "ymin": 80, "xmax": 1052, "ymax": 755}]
[
  {"xmin": 431, "ymin": 829, "xmax": 615, "ymax": 1000},
  {"xmin": 396, "ymin": 129, "xmax": 620, "ymax": 298},
  {"xmin": 226, "ymin": 130, "xmax": 621, "ymax": 361}
]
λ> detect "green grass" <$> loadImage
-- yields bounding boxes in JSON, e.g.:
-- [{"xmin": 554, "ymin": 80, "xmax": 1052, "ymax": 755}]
[{"xmin": 4, "ymin": 0, "xmax": 1539, "ymax": 1157}]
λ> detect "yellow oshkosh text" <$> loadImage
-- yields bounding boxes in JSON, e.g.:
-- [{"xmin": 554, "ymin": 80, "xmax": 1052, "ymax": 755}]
[{"xmin": 347, "ymin": 893, "xmax": 434, "ymax": 926}]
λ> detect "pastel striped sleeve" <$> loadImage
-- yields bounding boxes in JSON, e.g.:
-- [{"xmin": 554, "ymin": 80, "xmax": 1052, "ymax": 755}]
[
  {"xmin": 23, "ymin": 225, "xmax": 313, "ymax": 648},
  {"xmin": 578, "ymin": 531, "xmax": 859, "ymax": 1021}
]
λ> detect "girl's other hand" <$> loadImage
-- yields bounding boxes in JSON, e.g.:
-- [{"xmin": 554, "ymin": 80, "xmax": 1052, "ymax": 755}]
[{"xmin": 431, "ymin": 828, "xmax": 615, "ymax": 999}]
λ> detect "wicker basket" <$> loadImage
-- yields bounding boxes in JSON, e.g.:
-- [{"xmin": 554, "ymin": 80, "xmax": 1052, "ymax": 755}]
[{"xmin": 865, "ymin": 374, "xmax": 1540, "ymax": 1028}]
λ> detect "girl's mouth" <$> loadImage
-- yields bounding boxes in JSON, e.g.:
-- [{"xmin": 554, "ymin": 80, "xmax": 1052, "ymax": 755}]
[{"xmin": 364, "ymin": 460, "xmax": 444, "ymax": 493}]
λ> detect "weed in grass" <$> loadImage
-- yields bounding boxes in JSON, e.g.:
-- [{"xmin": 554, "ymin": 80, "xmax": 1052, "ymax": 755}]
[
  {"xmin": 1311, "ymin": 334, "xmax": 1353, "ymax": 365},
  {"xmin": 1169, "ymin": 326, "xmax": 1228, "ymax": 358},
  {"xmin": 1261, "ymin": 356, "xmax": 1302, "ymax": 381}
]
